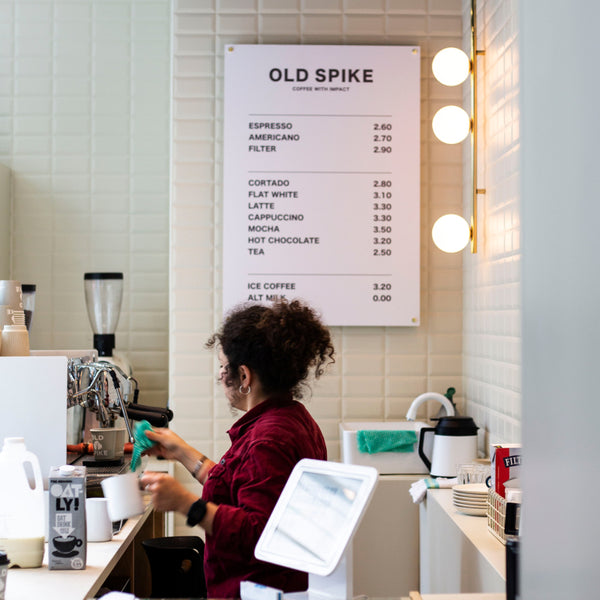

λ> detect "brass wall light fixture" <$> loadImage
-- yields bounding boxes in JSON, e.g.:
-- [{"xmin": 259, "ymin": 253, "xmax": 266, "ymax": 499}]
[{"xmin": 431, "ymin": 0, "xmax": 485, "ymax": 253}]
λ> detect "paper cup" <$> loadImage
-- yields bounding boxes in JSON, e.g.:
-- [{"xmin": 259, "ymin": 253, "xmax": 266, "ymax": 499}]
[
  {"xmin": 86, "ymin": 498, "xmax": 113, "ymax": 542},
  {"xmin": 0, "ymin": 281, "xmax": 22, "ymax": 311},
  {"xmin": 0, "ymin": 306, "xmax": 11, "ymax": 329},
  {"xmin": 0, "ymin": 325, "xmax": 30, "ymax": 357},
  {"xmin": 101, "ymin": 473, "xmax": 145, "ymax": 522},
  {"xmin": 91, "ymin": 428, "xmax": 126, "ymax": 461}
]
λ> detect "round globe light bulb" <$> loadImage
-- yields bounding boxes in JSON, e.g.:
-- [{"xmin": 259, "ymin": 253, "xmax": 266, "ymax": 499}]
[
  {"xmin": 432, "ymin": 105, "xmax": 471, "ymax": 144},
  {"xmin": 432, "ymin": 214, "xmax": 471, "ymax": 253},
  {"xmin": 432, "ymin": 48, "xmax": 470, "ymax": 86}
]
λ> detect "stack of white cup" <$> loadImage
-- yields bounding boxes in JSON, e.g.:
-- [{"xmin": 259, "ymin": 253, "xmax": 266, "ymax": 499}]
[{"xmin": 0, "ymin": 281, "xmax": 29, "ymax": 357}]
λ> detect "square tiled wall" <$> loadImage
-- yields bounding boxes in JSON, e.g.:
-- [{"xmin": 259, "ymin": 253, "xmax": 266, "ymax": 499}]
[
  {"xmin": 0, "ymin": 0, "xmax": 523, "ymax": 540},
  {"xmin": 0, "ymin": 0, "xmax": 171, "ymax": 406},
  {"xmin": 170, "ymin": 0, "xmax": 474, "ymax": 532},
  {"xmin": 463, "ymin": 0, "xmax": 522, "ymax": 449}
]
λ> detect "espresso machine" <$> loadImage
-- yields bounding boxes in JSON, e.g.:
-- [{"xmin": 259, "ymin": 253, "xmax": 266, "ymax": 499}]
[
  {"xmin": 67, "ymin": 358, "xmax": 173, "ymax": 431},
  {"xmin": 66, "ymin": 273, "xmax": 173, "ymax": 462},
  {"xmin": 65, "ymin": 356, "xmax": 173, "ymax": 485}
]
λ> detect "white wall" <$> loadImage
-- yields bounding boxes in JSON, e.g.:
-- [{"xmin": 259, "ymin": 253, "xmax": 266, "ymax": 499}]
[
  {"xmin": 0, "ymin": 165, "xmax": 9, "ymax": 278},
  {"xmin": 2, "ymin": 0, "xmax": 527, "ymax": 546},
  {"xmin": 169, "ymin": 0, "xmax": 470, "ymax": 533},
  {"xmin": 520, "ymin": 1, "xmax": 600, "ymax": 597},
  {"xmin": 0, "ymin": 0, "xmax": 171, "ymax": 405},
  {"xmin": 463, "ymin": 0, "xmax": 522, "ymax": 449}
]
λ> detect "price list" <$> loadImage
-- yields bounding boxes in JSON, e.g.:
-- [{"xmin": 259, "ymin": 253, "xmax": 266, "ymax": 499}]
[{"xmin": 223, "ymin": 45, "xmax": 420, "ymax": 326}]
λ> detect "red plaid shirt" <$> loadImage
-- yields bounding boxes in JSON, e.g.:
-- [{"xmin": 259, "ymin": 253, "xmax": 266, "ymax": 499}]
[{"xmin": 202, "ymin": 395, "xmax": 327, "ymax": 598}]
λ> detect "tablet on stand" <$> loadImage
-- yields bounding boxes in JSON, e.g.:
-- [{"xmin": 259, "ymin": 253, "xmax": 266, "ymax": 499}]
[{"xmin": 254, "ymin": 458, "xmax": 378, "ymax": 600}]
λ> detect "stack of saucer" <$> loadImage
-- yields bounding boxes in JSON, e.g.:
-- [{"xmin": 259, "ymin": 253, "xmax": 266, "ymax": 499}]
[{"xmin": 452, "ymin": 483, "xmax": 488, "ymax": 516}]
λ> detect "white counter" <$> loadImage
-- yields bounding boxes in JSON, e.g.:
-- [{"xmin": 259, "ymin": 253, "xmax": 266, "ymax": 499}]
[
  {"xmin": 5, "ymin": 503, "xmax": 160, "ymax": 600},
  {"xmin": 7, "ymin": 485, "xmax": 505, "ymax": 600},
  {"xmin": 417, "ymin": 595, "xmax": 504, "ymax": 600},
  {"xmin": 419, "ymin": 489, "xmax": 505, "ymax": 594}
]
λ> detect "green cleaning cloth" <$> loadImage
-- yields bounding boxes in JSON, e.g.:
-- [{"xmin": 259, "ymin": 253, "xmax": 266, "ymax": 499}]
[
  {"xmin": 130, "ymin": 420, "xmax": 156, "ymax": 471},
  {"xmin": 356, "ymin": 430, "xmax": 418, "ymax": 454}
]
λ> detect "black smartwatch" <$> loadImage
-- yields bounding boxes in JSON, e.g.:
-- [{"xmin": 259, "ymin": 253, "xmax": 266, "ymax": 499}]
[{"xmin": 186, "ymin": 499, "xmax": 208, "ymax": 527}]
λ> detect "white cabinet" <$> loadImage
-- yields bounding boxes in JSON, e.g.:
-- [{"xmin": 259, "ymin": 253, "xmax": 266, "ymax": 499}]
[
  {"xmin": 352, "ymin": 474, "xmax": 421, "ymax": 596},
  {"xmin": 419, "ymin": 489, "xmax": 505, "ymax": 594}
]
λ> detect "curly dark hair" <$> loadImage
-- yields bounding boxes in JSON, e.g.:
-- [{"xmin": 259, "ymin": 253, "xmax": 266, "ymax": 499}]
[{"xmin": 206, "ymin": 299, "xmax": 335, "ymax": 399}]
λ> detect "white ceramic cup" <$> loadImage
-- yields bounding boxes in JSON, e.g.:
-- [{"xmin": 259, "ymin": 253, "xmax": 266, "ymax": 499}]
[
  {"xmin": 86, "ymin": 498, "xmax": 113, "ymax": 542},
  {"xmin": 101, "ymin": 473, "xmax": 145, "ymax": 522},
  {"xmin": 91, "ymin": 428, "xmax": 126, "ymax": 461}
]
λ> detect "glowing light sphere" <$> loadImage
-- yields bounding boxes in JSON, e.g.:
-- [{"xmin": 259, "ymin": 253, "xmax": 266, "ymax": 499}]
[
  {"xmin": 432, "ymin": 47, "xmax": 470, "ymax": 86},
  {"xmin": 432, "ymin": 214, "xmax": 471, "ymax": 253},
  {"xmin": 432, "ymin": 105, "xmax": 471, "ymax": 144}
]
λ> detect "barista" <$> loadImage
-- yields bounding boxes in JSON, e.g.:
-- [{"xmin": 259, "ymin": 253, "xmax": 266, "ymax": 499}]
[{"xmin": 140, "ymin": 299, "xmax": 334, "ymax": 598}]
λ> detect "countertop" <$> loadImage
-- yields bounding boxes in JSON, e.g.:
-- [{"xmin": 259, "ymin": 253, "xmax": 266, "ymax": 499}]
[
  {"xmin": 406, "ymin": 595, "xmax": 505, "ymax": 600},
  {"xmin": 5, "ymin": 502, "xmax": 154, "ymax": 600},
  {"xmin": 5, "ymin": 486, "xmax": 506, "ymax": 600}
]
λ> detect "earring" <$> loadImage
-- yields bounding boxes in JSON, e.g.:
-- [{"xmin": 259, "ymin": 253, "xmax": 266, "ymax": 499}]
[{"xmin": 239, "ymin": 384, "xmax": 251, "ymax": 395}]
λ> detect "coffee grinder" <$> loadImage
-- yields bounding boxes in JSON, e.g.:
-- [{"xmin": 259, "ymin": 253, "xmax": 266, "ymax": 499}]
[
  {"xmin": 82, "ymin": 272, "xmax": 130, "ymax": 465},
  {"xmin": 84, "ymin": 272, "xmax": 132, "ymax": 375},
  {"xmin": 84, "ymin": 272, "xmax": 122, "ymax": 355}
]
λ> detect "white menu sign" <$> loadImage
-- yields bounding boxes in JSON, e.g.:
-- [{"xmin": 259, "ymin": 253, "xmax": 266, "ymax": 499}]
[{"xmin": 223, "ymin": 45, "xmax": 420, "ymax": 326}]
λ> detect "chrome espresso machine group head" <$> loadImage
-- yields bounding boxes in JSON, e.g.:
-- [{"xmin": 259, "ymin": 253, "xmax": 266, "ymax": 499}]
[{"xmin": 66, "ymin": 358, "xmax": 173, "ymax": 444}]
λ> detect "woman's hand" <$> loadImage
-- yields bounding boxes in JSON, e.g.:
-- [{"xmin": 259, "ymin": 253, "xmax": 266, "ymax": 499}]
[
  {"xmin": 140, "ymin": 471, "xmax": 218, "ymax": 534},
  {"xmin": 143, "ymin": 427, "xmax": 190, "ymax": 462},
  {"xmin": 143, "ymin": 427, "xmax": 213, "ymax": 482},
  {"xmin": 140, "ymin": 471, "xmax": 197, "ymax": 515}
]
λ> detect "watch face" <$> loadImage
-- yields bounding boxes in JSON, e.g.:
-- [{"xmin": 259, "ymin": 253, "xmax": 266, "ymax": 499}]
[{"xmin": 187, "ymin": 499, "xmax": 207, "ymax": 526}]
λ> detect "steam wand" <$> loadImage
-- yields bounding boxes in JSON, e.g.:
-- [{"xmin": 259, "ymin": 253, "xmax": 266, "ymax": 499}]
[{"xmin": 108, "ymin": 368, "xmax": 134, "ymax": 444}]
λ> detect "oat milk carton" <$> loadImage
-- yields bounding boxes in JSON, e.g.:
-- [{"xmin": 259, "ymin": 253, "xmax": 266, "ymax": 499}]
[{"xmin": 48, "ymin": 465, "xmax": 86, "ymax": 570}]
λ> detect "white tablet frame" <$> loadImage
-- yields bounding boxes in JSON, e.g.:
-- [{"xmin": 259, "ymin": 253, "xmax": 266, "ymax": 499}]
[{"xmin": 254, "ymin": 458, "xmax": 378, "ymax": 578}]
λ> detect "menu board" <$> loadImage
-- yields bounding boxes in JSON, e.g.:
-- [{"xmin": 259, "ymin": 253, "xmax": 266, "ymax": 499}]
[{"xmin": 223, "ymin": 45, "xmax": 420, "ymax": 326}]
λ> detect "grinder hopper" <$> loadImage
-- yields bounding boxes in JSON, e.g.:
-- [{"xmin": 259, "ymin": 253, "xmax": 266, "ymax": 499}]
[{"xmin": 84, "ymin": 272, "xmax": 123, "ymax": 358}]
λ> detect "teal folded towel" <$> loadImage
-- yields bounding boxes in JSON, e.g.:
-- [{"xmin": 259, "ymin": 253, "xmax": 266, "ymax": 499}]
[
  {"xmin": 356, "ymin": 430, "xmax": 418, "ymax": 454},
  {"xmin": 130, "ymin": 420, "xmax": 156, "ymax": 471}
]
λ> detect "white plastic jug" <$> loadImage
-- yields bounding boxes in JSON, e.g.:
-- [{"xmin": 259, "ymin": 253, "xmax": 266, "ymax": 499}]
[{"xmin": 0, "ymin": 437, "xmax": 45, "ymax": 568}]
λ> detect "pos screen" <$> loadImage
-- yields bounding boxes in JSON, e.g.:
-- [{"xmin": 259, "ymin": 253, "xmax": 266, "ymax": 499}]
[{"xmin": 254, "ymin": 459, "xmax": 378, "ymax": 577}]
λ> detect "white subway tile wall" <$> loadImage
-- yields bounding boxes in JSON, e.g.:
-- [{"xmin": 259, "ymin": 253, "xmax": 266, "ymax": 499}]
[
  {"xmin": 170, "ymin": 0, "xmax": 474, "ymax": 534},
  {"xmin": 463, "ymin": 0, "xmax": 521, "ymax": 449},
  {"xmin": 0, "ymin": 0, "xmax": 171, "ymax": 406},
  {"xmin": 1, "ymin": 0, "xmax": 522, "ymax": 535}
]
